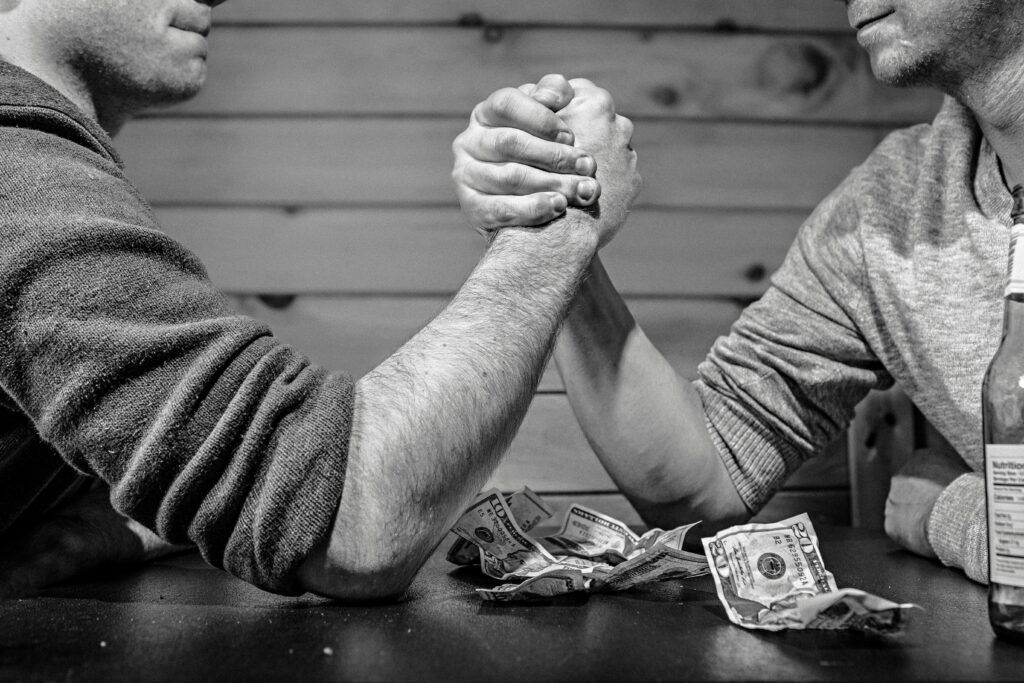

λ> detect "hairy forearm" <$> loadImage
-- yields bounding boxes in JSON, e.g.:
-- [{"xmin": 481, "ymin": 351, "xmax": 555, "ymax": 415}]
[
  {"xmin": 553, "ymin": 257, "xmax": 748, "ymax": 533},
  {"xmin": 297, "ymin": 214, "xmax": 598, "ymax": 600}
]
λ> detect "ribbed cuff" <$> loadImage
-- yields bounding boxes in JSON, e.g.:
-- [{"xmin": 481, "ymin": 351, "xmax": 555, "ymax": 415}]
[
  {"xmin": 694, "ymin": 381, "xmax": 803, "ymax": 512},
  {"xmin": 926, "ymin": 472, "xmax": 988, "ymax": 584}
]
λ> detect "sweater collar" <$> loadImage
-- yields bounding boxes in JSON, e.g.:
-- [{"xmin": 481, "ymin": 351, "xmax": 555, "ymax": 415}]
[
  {"xmin": 0, "ymin": 60, "xmax": 123, "ymax": 167},
  {"xmin": 977, "ymin": 140, "xmax": 1012, "ymax": 224},
  {"xmin": 937, "ymin": 95, "xmax": 1018, "ymax": 225}
]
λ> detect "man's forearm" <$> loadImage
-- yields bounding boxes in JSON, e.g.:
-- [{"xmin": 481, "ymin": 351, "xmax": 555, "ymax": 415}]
[
  {"xmin": 553, "ymin": 256, "xmax": 748, "ymax": 533},
  {"xmin": 297, "ymin": 213, "xmax": 598, "ymax": 600}
]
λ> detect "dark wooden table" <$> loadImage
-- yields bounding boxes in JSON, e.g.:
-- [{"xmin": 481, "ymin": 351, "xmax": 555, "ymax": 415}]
[{"xmin": 2, "ymin": 525, "xmax": 1023, "ymax": 682}]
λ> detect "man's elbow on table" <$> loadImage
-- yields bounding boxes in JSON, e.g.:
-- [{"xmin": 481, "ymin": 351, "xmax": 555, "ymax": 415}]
[
  {"xmin": 291, "ymin": 453, "xmax": 440, "ymax": 603},
  {"xmin": 294, "ymin": 535, "xmax": 427, "ymax": 603}
]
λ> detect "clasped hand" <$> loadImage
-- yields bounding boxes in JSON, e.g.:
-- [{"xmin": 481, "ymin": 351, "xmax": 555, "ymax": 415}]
[
  {"xmin": 0, "ymin": 482, "xmax": 186, "ymax": 598},
  {"xmin": 452, "ymin": 74, "xmax": 642, "ymax": 247},
  {"xmin": 884, "ymin": 447, "xmax": 969, "ymax": 558}
]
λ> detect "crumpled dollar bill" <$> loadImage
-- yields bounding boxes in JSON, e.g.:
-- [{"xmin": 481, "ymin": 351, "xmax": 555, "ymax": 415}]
[
  {"xmin": 447, "ymin": 488, "xmax": 709, "ymax": 601},
  {"xmin": 702, "ymin": 513, "xmax": 918, "ymax": 632},
  {"xmin": 449, "ymin": 493, "xmax": 916, "ymax": 628}
]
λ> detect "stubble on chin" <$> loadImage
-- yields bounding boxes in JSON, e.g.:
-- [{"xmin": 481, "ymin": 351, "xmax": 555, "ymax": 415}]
[
  {"xmin": 866, "ymin": 42, "xmax": 946, "ymax": 90},
  {"xmin": 101, "ymin": 54, "xmax": 209, "ymax": 114}
]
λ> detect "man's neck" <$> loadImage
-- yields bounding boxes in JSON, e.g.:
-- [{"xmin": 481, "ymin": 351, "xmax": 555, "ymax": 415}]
[
  {"xmin": 0, "ymin": 37, "xmax": 128, "ymax": 135},
  {"xmin": 18, "ymin": 59, "xmax": 130, "ymax": 136},
  {"xmin": 959, "ymin": 58, "xmax": 1024, "ymax": 191}
]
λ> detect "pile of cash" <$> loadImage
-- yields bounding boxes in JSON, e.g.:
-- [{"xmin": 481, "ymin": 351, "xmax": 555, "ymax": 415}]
[
  {"xmin": 447, "ymin": 488, "xmax": 709, "ymax": 601},
  {"xmin": 703, "ymin": 513, "xmax": 917, "ymax": 631},
  {"xmin": 448, "ymin": 491, "xmax": 916, "ymax": 632}
]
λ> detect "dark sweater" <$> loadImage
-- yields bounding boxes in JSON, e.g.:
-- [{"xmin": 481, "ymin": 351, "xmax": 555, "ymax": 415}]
[{"xmin": 0, "ymin": 62, "xmax": 353, "ymax": 594}]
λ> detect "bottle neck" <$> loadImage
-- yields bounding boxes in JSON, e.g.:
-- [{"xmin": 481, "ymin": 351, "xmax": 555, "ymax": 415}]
[
  {"xmin": 1002, "ymin": 225, "xmax": 1024, "ymax": 341},
  {"xmin": 1005, "ymin": 297, "xmax": 1024, "ymax": 341},
  {"xmin": 1007, "ymin": 223, "xmax": 1024, "ymax": 297}
]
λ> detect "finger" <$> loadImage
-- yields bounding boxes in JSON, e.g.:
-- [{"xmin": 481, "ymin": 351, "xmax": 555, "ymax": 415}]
[
  {"xmin": 459, "ymin": 190, "xmax": 569, "ymax": 229},
  {"xmin": 463, "ymin": 127, "xmax": 596, "ymax": 176},
  {"xmin": 461, "ymin": 160, "xmax": 600, "ymax": 202},
  {"xmin": 517, "ymin": 83, "xmax": 574, "ymax": 145},
  {"xmin": 531, "ymin": 74, "xmax": 574, "ymax": 112},
  {"xmin": 455, "ymin": 157, "xmax": 600, "ymax": 208},
  {"xmin": 617, "ymin": 114, "xmax": 636, "ymax": 147},
  {"xmin": 474, "ymin": 87, "xmax": 574, "ymax": 144},
  {"xmin": 563, "ymin": 78, "xmax": 616, "ymax": 114},
  {"xmin": 567, "ymin": 77, "xmax": 598, "ymax": 93}
]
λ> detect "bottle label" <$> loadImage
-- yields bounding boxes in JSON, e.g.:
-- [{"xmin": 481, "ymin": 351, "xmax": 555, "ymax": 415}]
[
  {"xmin": 987, "ymin": 444, "xmax": 1024, "ymax": 586},
  {"xmin": 1006, "ymin": 224, "xmax": 1024, "ymax": 296}
]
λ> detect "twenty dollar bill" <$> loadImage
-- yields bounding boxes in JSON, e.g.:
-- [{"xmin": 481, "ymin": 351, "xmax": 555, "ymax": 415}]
[{"xmin": 702, "ymin": 513, "xmax": 915, "ymax": 631}]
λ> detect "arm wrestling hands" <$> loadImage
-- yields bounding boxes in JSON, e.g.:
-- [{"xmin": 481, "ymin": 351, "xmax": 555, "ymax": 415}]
[
  {"xmin": 453, "ymin": 73, "xmax": 644, "ymax": 242},
  {"xmin": 453, "ymin": 74, "xmax": 601, "ymax": 231}
]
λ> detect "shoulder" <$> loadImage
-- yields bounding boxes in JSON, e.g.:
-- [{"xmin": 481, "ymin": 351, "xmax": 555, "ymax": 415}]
[
  {"xmin": 0, "ymin": 119, "xmax": 138, "ymax": 208},
  {"xmin": 798, "ymin": 97, "xmax": 977, "ymax": 243},
  {"xmin": 845, "ymin": 96, "xmax": 978, "ymax": 212},
  {"xmin": 0, "ymin": 120, "xmax": 207, "ymax": 283}
]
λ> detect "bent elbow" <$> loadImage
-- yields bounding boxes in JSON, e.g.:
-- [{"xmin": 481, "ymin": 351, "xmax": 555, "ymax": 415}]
[
  {"xmin": 315, "ymin": 571, "xmax": 414, "ymax": 604},
  {"xmin": 295, "ymin": 542, "xmax": 425, "ymax": 603}
]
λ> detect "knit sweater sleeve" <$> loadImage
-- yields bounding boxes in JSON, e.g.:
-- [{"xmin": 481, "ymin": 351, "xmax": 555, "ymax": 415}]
[
  {"xmin": 0, "ymin": 126, "xmax": 353, "ymax": 594},
  {"xmin": 928, "ymin": 473, "xmax": 988, "ymax": 583},
  {"xmin": 694, "ymin": 166, "xmax": 892, "ymax": 511}
]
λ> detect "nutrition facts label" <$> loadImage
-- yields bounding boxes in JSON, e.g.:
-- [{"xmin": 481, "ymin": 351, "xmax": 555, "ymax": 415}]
[{"xmin": 987, "ymin": 444, "xmax": 1024, "ymax": 586}]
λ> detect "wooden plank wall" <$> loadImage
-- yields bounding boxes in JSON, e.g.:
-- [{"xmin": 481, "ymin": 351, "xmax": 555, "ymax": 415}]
[{"xmin": 116, "ymin": 1, "xmax": 943, "ymax": 529}]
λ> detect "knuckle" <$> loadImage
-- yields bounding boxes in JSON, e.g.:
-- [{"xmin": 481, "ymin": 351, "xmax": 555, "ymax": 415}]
[
  {"xmin": 451, "ymin": 130, "xmax": 469, "ymax": 153},
  {"xmin": 535, "ymin": 73, "xmax": 573, "ymax": 99},
  {"xmin": 620, "ymin": 115, "xmax": 635, "ymax": 137},
  {"xmin": 492, "ymin": 129, "xmax": 524, "ymax": 158},
  {"xmin": 487, "ymin": 87, "xmax": 521, "ymax": 116},
  {"xmin": 594, "ymin": 88, "xmax": 615, "ymax": 112},
  {"xmin": 485, "ymin": 201, "xmax": 517, "ymax": 226},
  {"xmin": 501, "ymin": 165, "xmax": 530, "ymax": 191},
  {"xmin": 547, "ymin": 146, "xmax": 571, "ymax": 172},
  {"xmin": 883, "ymin": 514, "xmax": 895, "ymax": 534},
  {"xmin": 538, "ymin": 72, "xmax": 565, "ymax": 84},
  {"xmin": 451, "ymin": 164, "xmax": 467, "ymax": 188},
  {"xmin": 529, "ymin": 197, "xmax": 553, "ymax": 221},
  {"xmin": 470, "ymin": 101, "xmax": 489, "ymax": 124},
  {"xmin": 452, "ymin": 160, "xmax": 480, "ymax": 188}
]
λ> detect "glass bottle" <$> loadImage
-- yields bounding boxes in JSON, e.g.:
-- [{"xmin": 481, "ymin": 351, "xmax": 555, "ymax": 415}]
[{"xmin": 983, "ymin": 183, "xmax": 1024, "ymax": 641}]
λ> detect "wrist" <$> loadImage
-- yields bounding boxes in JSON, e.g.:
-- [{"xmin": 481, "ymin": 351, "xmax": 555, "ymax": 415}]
[{"xmin": 487, "ymin": 209, "xmax": 600, "ymax": 258}]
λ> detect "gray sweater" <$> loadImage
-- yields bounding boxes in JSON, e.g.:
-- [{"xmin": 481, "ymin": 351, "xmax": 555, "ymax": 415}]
[
  {"xmin": 696, "ymin": 95, "xmax": 1008, "ymax": 583},
  {"xmin": 0, "ymin": 62, "xmax": 354, "ymax": 594}
]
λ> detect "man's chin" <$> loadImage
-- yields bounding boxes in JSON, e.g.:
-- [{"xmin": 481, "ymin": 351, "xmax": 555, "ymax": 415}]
[
  {"xmin": 140, "ymin": 71, "xmax": 207, "ymax": 109},
  {"xmin": 868, "ymin": 51, "xmax": 931, "ymax": 89}
]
